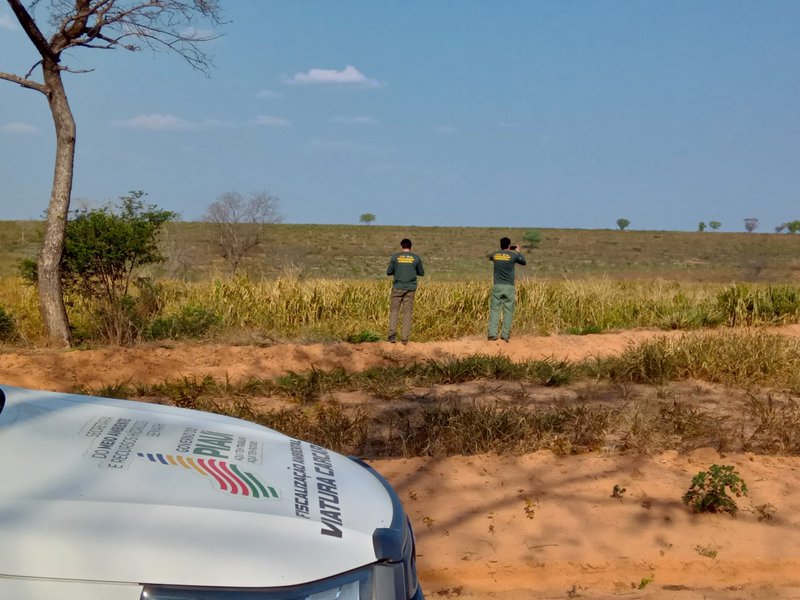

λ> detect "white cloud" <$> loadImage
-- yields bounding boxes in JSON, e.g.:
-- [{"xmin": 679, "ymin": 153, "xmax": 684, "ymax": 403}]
[
  {"xmin": 332, "ymin": 116, "xmax": 377, "ymax": 126},
  {"xmin": 254, "ymin": 115, "xmax": 291, "ymax": 127},
  {"xmin": 286, "ymin": 65, "xmax": 380, "ymax": 87},
  {"xmin": 257, "ymin": 89, "xmax": 280, "ymax": 99},
  {"xmin": 112, "ymin": 114, "xmax": 192, "ymax": 130},
  {"xmin": 1, "ymin": 122, "xmax": 38, "ymax": 134},
  {"xmin": 0, "ymin": 13, "xmax": 15, "ymax": 30}
]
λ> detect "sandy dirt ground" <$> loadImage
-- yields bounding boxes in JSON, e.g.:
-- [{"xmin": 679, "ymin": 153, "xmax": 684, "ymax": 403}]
[{"xmin": 3, "ymin": 328, "xmax": 800, "ymax": 599}]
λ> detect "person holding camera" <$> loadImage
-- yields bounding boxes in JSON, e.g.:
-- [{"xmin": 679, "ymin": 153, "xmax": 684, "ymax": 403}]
[
  {"xmin": 386, "ymin": 238, "xmax": 425, "ymax": 345},
  {"xmin": 487, "ymin": 237, "xmax": 526, "ymax": 342}
]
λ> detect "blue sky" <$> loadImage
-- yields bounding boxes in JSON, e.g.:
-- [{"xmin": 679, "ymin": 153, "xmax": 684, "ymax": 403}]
[{"xmin": 0, "ymin": 1, "xmax": 798, "ymax": 231}]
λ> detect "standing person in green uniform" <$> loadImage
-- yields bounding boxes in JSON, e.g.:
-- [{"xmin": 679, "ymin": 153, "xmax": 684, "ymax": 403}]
[
  {"xmin": 487, "ymin": 237, "xmax": 526, "ymax": 342},
  {"xmin": 386, "ymin": 238, "xmax": 424, "ymax": 344}
]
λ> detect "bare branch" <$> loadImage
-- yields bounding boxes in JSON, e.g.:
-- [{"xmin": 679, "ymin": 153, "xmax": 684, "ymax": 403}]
[
  {"xmin": 59, "ymin": 65, "xmax": 96, "ymax": 74},
  {"xmin": 6, "ymin": 0, "xmax": 59, "ymax": 62},
  {"xmin": 0, "ymin": 70, "xmax": 47, "ymax": 94},
  {"xmin": 24, "ymin": 60, "xmax": 44, "ymax": 79},
  {"xmin": 7, "ymin": 1, "xmax": 224, "ymax": 73},
  {"xmin": 46, "ymin": 0, "xmax": 225, "ymax": 72}
]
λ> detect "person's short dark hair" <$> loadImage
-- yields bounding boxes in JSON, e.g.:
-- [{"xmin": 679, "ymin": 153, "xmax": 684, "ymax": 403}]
[
  {"xmin": 500, "ymin": 237, "xmax": 511, "ymax": 250},
  {"xmin": 400, "ymin": 238, "xmax": 412, "ymax": 249}
]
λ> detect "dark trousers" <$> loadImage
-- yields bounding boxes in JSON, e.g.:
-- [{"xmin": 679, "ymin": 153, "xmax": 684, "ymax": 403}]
[{"xmin": 388, "ymin": 288, "xmax": 416, "ymax": 341}]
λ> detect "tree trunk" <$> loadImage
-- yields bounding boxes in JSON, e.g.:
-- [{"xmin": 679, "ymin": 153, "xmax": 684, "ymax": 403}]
[{"xmin": 38, "ymin": 62, "xmax": 74, "ymax": 346}]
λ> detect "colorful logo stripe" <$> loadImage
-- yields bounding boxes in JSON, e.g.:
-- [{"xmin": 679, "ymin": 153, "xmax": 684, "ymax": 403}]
[{"xmin": 137, "ymin": 453, "xmax": 280, "ymax": 499}]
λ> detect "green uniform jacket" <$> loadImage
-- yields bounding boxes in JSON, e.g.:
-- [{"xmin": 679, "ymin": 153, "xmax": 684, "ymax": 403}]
[
  {"xmin": 387, "ymin": 252, "xmax": 425, "ymax": 290},
  {"xmin": 487, "ymin": 249, "xmax": 526, "ymax": 285}
]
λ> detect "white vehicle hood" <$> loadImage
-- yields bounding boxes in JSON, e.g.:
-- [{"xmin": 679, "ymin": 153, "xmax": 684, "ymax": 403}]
[{"xmin": 0, "ymin": 386, "xmax": 393, "ymax": 588}]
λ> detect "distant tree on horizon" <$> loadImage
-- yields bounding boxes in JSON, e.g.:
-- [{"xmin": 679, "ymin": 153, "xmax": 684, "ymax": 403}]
[
  {"xmin": 616, "ymin": 218, "xmax": 630, "ymax": 231},
  {"xmin": 359, "ymin": 213, "xmax": 377, "ymax": 225},
  {"xmin": 698, "ymin": 222, "xmax": 707, "ymax": 232},
  {"xmin": 709, "ymin": 221, "xmax": 722, "ymax": 231},
  {"xmin": 744, "ymin": 218, "xmax": 759, "ymax": 233},
  {"xmin": 523, "ymin": 229, "xmax": 541, "ymax": 248},
  {"xmin": 787, "ymin": 220, "xmax": 800, "ymax": 234}
]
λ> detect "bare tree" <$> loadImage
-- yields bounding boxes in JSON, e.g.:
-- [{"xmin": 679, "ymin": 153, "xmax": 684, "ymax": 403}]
[
  {"xmin": 743, "ymin": 218, "xmax": 759, "ymax": 233},
  {"xmin": 0, "ymin": 0, "xmax": 223, "ymax": 346},
  {"xmin": 203, "ymin": 191, "xmax": 283, "ymax": 275}
]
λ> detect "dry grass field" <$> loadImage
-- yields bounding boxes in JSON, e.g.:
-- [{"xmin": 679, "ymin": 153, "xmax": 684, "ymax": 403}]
[{"xmin": 2, "ymin": 220, "xmax": 799, "ymax": 282}]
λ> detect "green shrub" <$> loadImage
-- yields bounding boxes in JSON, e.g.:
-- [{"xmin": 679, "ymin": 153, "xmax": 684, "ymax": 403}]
[
  {"xmin": 682, "ymin": 464, "xmax": 748, "ymax": 516},
  {"xmin": 17, "ymin": 258, "xmax": 37, "ymax": 284}
]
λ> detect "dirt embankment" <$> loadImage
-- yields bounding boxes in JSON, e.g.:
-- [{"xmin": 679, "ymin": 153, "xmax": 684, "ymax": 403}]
[{"xmin": 3, "ymin": 328, "xmax": 800, "ymax": 599}]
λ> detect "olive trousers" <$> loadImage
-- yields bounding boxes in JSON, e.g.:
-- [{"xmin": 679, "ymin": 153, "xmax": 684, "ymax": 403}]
[
  {"xmin": 488, "ymin": 284, "xmax": 516, "ymax": 341},
  {"xmin": 388, "ymin": 288, "xmax": 416, "ymax": 342}
]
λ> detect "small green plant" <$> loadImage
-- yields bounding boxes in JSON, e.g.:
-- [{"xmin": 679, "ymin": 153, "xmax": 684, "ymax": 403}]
[
  {"xmin": 637, "ymin": 575, "xmax": 654, "ymax": 589},
  {"xmin": 346, "ymin": 329, "xmax": 381, "ymax": 343},
  {"xmin": 682, "ymin": 464, "xmax": 748, "ymax": 516}
]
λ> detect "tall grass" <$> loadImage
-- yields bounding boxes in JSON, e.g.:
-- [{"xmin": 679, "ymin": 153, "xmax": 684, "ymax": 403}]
[
  {"xmin": 2, "ymin": 276, "xmax": 800, "ymax": 344},
  {"xmin": 593, "ymin": 330, "xmax": 800, "ymax": 388}
]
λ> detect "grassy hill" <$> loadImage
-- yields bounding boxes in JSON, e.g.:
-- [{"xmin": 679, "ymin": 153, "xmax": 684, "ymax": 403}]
[{"xmin": 2, "ymin": 221, "xmax": 799, "ymax": 283}]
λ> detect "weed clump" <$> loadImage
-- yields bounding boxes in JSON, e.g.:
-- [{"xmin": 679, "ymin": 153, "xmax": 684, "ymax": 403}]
[
  {"xmin": 346, "ymin": 329, "xmax": 381, "ymax": 343},
  {"xmin": 147, "ymin": 305, "xmax": 221, "ymax": 340}
]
